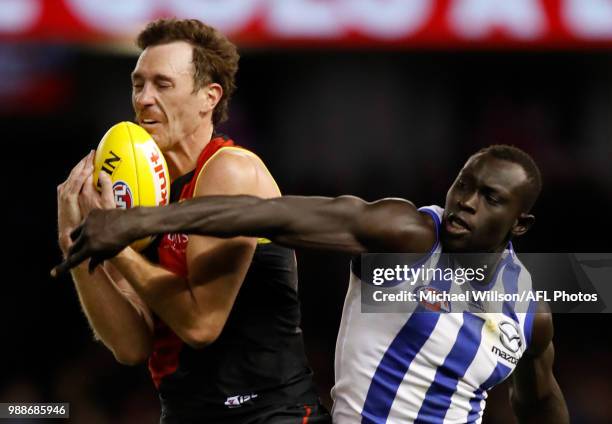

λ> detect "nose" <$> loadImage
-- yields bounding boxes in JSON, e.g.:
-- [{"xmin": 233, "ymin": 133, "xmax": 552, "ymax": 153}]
[
  {"xmin": 458, "ymin": 190, "xmax": 478, "ymax": 214},
  {"xmin": 134, "ymin": 82, "xmax": 155, "ymax": 109}
]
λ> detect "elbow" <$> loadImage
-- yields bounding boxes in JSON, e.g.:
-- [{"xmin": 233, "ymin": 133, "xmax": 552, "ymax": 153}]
[
  {"xmin": 93, "ymin": 332, "xmax": 151, "ymax": 366},
  {"xmin": 180, "ymin": 324, "xmax": 223, "ymax": 350},
  {"xmin": 510, "ymin": 388, "xmax": 537, "ymax": 417},
  {"xmin": 112, "ymin": 347, "xmax": 150, "ymax": 366},
  {"xmin": 511, "ymin": 392, "xmax": 569, "ymax": 424}
]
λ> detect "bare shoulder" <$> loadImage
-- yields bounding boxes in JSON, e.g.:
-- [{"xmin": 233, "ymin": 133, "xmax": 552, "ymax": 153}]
[
  {"xmin": 195, "ymin": 147, "xmax": 280, "ymax": 197},
  {"xmin": 358, "ymin": 197, "xmax": 437, "ymax": 253},
  {"xmin": 366, "ymin": 198, "xmax": 436, "ymax": 231},
  {"xmin": 366, "ymin": 197, "xmax": 420, "ymax": 216},
  {"xmin": 526, "ymin": 301, "xmax": 554, "ymax": 357},
  {"xmin": 369, "ymin": 197, "xmax": 416, "ymax": 208}
]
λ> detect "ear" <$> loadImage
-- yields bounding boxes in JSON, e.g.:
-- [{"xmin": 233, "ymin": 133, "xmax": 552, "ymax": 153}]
[
  {"xmin": 198, "ymin": 83, "xmax": 223, "ymax": 116},
  {"xmin": 511, "ymin": 213, "xmax": 535, "ymax": 237}
]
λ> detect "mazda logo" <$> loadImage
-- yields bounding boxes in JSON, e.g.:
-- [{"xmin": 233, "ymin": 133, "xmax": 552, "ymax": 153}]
[{"xmin": 499, "ymin": 321, "xmax": 522, "ymax": 353}]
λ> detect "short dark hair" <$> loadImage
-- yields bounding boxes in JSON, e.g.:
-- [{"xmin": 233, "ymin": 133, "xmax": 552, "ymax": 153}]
[
  {"xmin": 137, "ymin": 18, "xmax": 239, "ymax": 125},
  {"xmin": 476, "ymin": 144, "xmax": 542, "ymax": 211}
]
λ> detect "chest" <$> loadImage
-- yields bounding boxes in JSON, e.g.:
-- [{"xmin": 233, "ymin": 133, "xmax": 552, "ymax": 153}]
[
  {"xmin": 414, "ymin": 312, "xmax": 524, "ymax": 390},
  {"xmin": 155, "ymin": 170, "xmax": 196, "ymax": 275}
]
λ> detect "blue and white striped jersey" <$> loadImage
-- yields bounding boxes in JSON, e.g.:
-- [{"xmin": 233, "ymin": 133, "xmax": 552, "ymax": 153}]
[{"xmin": 331, "ymin": 205, "xmax": 536, "ymax": 424}]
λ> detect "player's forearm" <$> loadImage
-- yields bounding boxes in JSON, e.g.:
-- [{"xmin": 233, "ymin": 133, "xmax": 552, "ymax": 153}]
[
  {"xmin": 511, "ymin": 379, "xmax": 569, "ymax": 424},
  {"xmin": 71, "ymin": 264, "xmax": 152, "ymax": 364},
  {"xmin": 109, "ymin": 249, "xmax": 214, "ymax": 348},
  {"xmin": 134, "ymin": 195, "xmax": 265, "ymax": 237},
  {"xmin": 135, "ymin": 195, "xmax": 367, "ymax": 253}
]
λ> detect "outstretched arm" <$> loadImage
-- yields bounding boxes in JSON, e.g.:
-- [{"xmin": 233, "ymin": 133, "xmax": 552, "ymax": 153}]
[
  {"xmin": 53, "ymin": 194, "xmax": 436, "ymax": 275},
  {"xmin": 135, "ymin": 195, "xmax": 435, "ymax": 252},
  {"xmin": 510, "ymin": 303, "xmax": 569, "ymax": 424}
]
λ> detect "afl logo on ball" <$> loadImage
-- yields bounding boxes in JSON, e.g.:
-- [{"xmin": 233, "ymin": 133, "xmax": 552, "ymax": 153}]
[{"xmin": 112, "ymin": 181, "xmax": 132, "ymax": 209}]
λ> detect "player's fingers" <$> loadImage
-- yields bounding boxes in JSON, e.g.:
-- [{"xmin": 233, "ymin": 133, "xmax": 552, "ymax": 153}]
[
  {"xmin": 86, "ymin": 149, "xmax": 95, "ymax": 168},
  {"xmin": 65, "ymin": 152, "xmax": 94, "ymax": 194},
  {"xmin": 67, "ymin": 232, "xmax": 86, "ymax": 257},
  {"xmin": 78, "ymin": 152, "xmax": 95, "ymax": 186},
  {"xmin": 51, "ymin": 230, "xmax": 93, "ymax": 277},
  {"xmin": 76, "ymin": 151, "xmax": 94, "ymax": 184},
  {"xmin": 88, "ymin": 256, "xmax": 104, "ymax": 274},
  {"xmin": 50, "ymin": 263, "xmax": 66, "ymax": 278},
  {"xmin": 62, "ymin": 161, "xmax": 86, "ymax": 194},
  {"xmin": 98, "ymin": 172, "xmax": 116, "ymax": 208},
  {"xmin": 78, "ymin": 176, "xmax": 91, "ymax": 210},
  {"xmin": 81, "ymin": 174, "xmax": 95, "ymax": 196},
  {"xmin": 66, "ymin": 151, "xmax": 92, "ymax": 184},
  {"xmin": 70, "ymin": 224, "xmax": 83, "ymax": 242},
  {"xmin": 50, "ymin": 248, "xmax": 89, "ymax": 278},
  {"xmin": 80, "ymin": 174, "xmax": 101, "ymax": 213},
  {"xmin": 67, "ymin": 154, "xmax": 88, "ymax": 179}
]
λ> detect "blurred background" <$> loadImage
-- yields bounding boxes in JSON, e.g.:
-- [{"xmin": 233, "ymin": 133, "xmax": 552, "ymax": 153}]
[{"xmin": 1, "ymin": 1, "xmax": 611, "ymax": 423}]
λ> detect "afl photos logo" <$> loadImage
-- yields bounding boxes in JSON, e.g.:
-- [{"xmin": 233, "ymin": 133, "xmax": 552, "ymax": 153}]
[
  {"xmin": 499, "ymin": 321, "xmax": 522, "ymax": 353},
  {"xmin": 112, "ymin": 181, "xmax": 132, "ymax": 209}
]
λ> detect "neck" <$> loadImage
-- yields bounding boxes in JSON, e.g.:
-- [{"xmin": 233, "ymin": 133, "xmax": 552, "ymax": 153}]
[
  {"xmin": 164, "ymin": 122, "xmax": 214, "ymax": 181},
  {"xmin": 452, "ymin": 246, "xmax": 506, "ymax": 286}
]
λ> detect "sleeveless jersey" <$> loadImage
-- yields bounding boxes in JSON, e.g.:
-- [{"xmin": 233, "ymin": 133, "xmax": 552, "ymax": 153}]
[
  {"xmin": 331, "ymin": 205, "xmax": 536, "ymax": 424},
  {"xmin": 146, "ymin": 135, "xmax": 318, "ymax": 421}
]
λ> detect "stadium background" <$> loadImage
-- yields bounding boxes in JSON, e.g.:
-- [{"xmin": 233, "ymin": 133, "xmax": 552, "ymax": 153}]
[{"xmin": 1, "ymin": 1, "xmax": 611, "ymax": 423}]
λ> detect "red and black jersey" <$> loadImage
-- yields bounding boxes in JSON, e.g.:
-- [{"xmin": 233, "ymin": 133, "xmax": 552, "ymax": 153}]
[{"xmin": 143, "ymin": 135, "xmax": 320, "ymax": 422}]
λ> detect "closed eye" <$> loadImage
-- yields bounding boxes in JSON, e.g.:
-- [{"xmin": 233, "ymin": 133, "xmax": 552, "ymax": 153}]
[
  {"xmin": 485, "ymin": 194, "xmax": 500, "ymax": 205},
  {"xmin": 481, "ymin": 188, "xmax": 504, "ymax": 205}
]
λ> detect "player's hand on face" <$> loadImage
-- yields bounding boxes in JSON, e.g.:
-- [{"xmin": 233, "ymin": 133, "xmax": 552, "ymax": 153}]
[
  {"xmin": 57, "ymin": 151, "xmax": 94, "ymax": 255},
  {"xmin": 51, "ymin": 208, "xmax": 138, "ymax": 277},
  {"xmin": 79, "ymin": 171, "xmax": 116, "ymax": 217}
]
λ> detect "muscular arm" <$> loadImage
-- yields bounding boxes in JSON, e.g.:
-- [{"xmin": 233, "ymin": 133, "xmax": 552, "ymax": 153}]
[
  {"xmin": 137, "ymin": 194, "xmax": 435, "ymax": 254},
  {"xmin": 510, "ymin": 303, "xmax": 569, "ymax": 423},
  {"xmin": 55, "ymin": 193, "xmax": 436, "ymax": 274},
  {"xmin": 71, "ymin": 262, "xmax": 153, "ymax": 365},
  {"xmin": 102, "ymin": 149, "xmax": 282, "ymax": 348}
]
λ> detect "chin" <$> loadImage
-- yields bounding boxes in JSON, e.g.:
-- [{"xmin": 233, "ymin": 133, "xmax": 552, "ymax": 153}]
[
  {"xmin": 150, "ymin": 134, "xmax": 169, "ymax": 151},
  {"xmin": 441, "ymin": 233, "xmax": 470, "ymax": 253},
  {"xmin": 442, "ymin": 243, "xmax": 467, "ymax": 253}
]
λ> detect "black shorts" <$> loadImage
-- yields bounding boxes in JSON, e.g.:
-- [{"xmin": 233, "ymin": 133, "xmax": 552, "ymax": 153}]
[{"xmin": 160, "ymin": 402, "xmax": 332, "ymax": 424}]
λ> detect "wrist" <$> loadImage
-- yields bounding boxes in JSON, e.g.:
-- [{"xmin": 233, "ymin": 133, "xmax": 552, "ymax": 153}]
[
  {"xmin": 129, "ymin": 207, "xmax": 154, "ymax": 240},
  {"xmin": 109, "ymin": 207, "xmax": 151, "ymax": 245},
  {"xmin": 132, "ymin": 205, "xmax": 174, "ymax": 238}
]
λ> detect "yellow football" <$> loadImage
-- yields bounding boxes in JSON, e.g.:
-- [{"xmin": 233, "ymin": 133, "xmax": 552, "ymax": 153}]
[{"xmin": 93, "ymin": 121, "xmax": 170, "ymax": 251}]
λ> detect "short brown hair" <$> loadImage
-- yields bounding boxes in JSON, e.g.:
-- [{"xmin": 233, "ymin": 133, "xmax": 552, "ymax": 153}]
[{"xmin": 137, "ymin": 18, "xmax": 239, "ymax": 125}]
